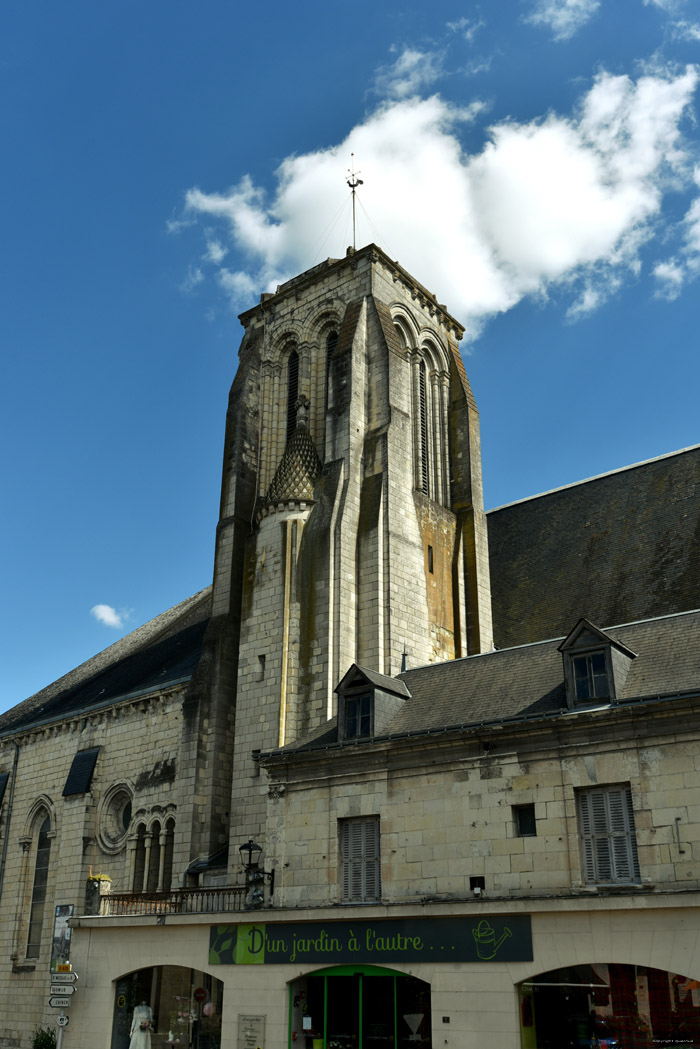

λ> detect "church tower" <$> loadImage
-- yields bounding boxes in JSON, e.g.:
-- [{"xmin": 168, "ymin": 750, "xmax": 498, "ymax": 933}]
[{"xmin": 188, "ymin": 245, "xmax": 493, "ymax": 858}]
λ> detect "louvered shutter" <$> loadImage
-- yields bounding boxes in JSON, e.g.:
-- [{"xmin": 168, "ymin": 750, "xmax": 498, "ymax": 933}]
[
  {"xmin": 578, "ymin": 790, "xmax": 598, "ymax": 883},
  {"xmin": 578, "ymin": 786, "xmax": 640, "ymax": 884},
  {"xmin": 341, "ymin": 818, "xmax": 380, "ymax": 902}
]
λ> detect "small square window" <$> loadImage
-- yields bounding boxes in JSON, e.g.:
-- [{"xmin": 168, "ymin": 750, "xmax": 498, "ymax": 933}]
[
  {"xmin": 573, "ymin": 652, "xmax": 609, "ymax": 702},
  {"xmin": 344, "ymin": 693, "xmax": 372, "ymax": 739},
  {"xmin": 514, "ymin": 804, "xmax": 536, "ymax": 837}
]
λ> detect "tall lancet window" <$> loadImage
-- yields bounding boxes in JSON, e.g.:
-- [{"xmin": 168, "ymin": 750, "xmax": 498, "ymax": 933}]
[
  {"xmin": 27, "ymin": 814, "xmax": 52, "ymax": 958},
  {"xmin": 418, "ymin": 361, "xmax": 429, "ymax": 496},
  {"xmin": 286, "ymin": 349, "xmax": 299, "ymax": 442},
  {"xmin": 325, "ymin": 329, "xmax": 338, "ymax": 413},
  {"xmin": 411, "ymin": 344, "xmax": 449, "ymax": 506}
]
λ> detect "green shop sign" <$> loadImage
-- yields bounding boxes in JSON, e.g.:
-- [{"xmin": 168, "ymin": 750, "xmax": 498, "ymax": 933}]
[{"xmin": 209, "ymin": 915, "xmax": 532, "ymax": 966}]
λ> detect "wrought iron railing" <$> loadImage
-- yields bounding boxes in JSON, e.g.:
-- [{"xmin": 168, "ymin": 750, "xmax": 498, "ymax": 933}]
[{"xmin": 100, "ymin": 886, "xmax": 246, "ymax": 916}]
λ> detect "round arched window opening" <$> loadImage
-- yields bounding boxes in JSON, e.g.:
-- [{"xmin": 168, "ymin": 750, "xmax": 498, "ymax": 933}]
[{"xmin": 97, "ymin": 785, "xmax": 134, "ymax": 854}]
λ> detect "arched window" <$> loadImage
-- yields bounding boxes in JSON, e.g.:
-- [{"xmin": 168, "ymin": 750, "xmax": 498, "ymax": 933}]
[
  {"xmin": 410, "ymin": 345, "xmax": 449, "ymax": 505},
  {"xmin": 325, "ymin": 330, "xmax": 338, "ymax": 412},
  {"xmin": 286, "ymin": 349, "xmax": 299, "ymax": 442},
  {"xmin": 147, "ymin": 820, "xmax": 161, "ymax": 892},
  {"xmin": 132, "ymin": 823, "xmax": 146, "ymax": 892},
  {"xmin": 132, "ymin": 817, "xmax": 176, "ymax": 893},
  {"xmin": 418, "ymin": 361, "xmax": 429, "ymax": 496},
  {"xmin": 26, "ymin": 814, "xmax": 52, "ymax": 959},
  {"xmin": 162, "ymin": 818, "xmax": 175, "ymax": 892}
]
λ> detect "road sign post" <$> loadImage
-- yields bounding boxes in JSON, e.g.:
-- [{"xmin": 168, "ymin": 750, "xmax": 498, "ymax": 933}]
[{"xmin": 49, "ymin": 967, "xmax": 76, "ymax": 1049}]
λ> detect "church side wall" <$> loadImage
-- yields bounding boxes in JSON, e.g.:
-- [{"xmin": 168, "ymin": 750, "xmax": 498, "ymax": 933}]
[{"xmin": 0, "ymin": 687, "xmax": 185, "ymax": 1047}]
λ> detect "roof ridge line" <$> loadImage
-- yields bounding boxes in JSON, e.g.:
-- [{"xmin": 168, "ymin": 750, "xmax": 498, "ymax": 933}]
[{"xmin": 487, "ymin": 443, "xmax": 700, "ymax": 513}]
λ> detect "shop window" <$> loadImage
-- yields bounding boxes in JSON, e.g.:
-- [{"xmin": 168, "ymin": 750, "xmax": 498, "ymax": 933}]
[
  {"xmin": 519, "ymin": 963, "xmax": 700, "ymax": 1049},
  {"xmin": 340, "ymin": 817, "xmax": 381, "ymax": 903},
  {"xmin": 514, "ymin": 804, "xmax": 536, "ymax": 837},
  {"xmin": 290, "ymin": 966, "xmax": 431, "ymax": 1049},
  {"xmin": 26, "ymin": 814, "xmax": 52, "ymax": 959},
  {"xmin": 111, "ymin": 965, "xmax": 223, "ymax": 1049},
  {"xmin": 577, "ymin": 784, "xmax": 640, "ymax": 884}
]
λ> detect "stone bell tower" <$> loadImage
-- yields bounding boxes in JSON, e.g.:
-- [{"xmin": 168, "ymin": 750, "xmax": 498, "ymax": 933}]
[{"xmin": 204, "ymin": 244, "xmax": 492, "ymax": 851}]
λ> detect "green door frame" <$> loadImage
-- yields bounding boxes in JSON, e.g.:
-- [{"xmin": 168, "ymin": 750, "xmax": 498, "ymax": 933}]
[{"xmin": 288, "ymin": 964, "xmax": 401, "ymax": 1049}]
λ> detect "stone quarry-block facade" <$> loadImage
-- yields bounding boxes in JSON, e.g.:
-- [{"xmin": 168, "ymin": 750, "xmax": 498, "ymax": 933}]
[{"xmin": 0, "ymin": 244, "xmax": 699, "ymax": 1049}]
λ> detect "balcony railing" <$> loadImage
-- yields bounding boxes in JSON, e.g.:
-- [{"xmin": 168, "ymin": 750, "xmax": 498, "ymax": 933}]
[{"xmin": 100, "ymin": 886, "xmax": 246, "ymax": 917}]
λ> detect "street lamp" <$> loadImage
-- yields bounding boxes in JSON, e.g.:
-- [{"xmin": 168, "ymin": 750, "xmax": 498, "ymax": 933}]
[{"xmin": 239, "ymin": 838, "xmax": 275, "ymax": 909}]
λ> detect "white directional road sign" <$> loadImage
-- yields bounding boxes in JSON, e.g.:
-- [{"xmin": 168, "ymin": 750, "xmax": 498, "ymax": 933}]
[
  {"xmin": 49, "ymin": 996, "xmax": 72, "ymax": 1008},
  {"xmin": 52, "ymin": 972, "xmax": 78, "ymax": 983},
  {"xmin": 50, "ymin": 984, "xmax": 76, "ymax": 995}
]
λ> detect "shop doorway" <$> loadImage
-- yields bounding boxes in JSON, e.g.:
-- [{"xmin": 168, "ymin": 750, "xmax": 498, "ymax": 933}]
[
  {"xmin": 111, "ymin": 965, "xmax": 223, "ymax": 1049},
  {"xmin": 519, "ymin": 963, "xmax": 700, "ymax": 1048},
  {"xmin": 290, "ymin": 965, "xmax": 431, "ymax": 1049}
]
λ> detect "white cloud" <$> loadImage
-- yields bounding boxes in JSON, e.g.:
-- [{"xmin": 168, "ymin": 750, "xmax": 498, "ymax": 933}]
[
  {"xmin": 373, "ymin": 48, "xmax": 445, "ymax": 100},
  {"xmin": 526, "ymin": 0, "xmax": 600, "ymax": 41},
  {"xmin": 672, "ymin": 20, "xmax": 700, "ymax": 41},
  {"xmin": 653, "ymin": 258, "xmax": 686, "ymax": 298},
  {"xmin": 90, "ymin": 604, "xmax": 125, "ymax": 629},
  {"xmin": 180, "ymin": 266, "xmax": 204, "ymax": 293},
  {"xmin": 204, "ymin": 238, "xmax": 227, "ymax": 264},
  {"xmin": 446, "ymin": 16, "xmax": 485, "ymax": 43},
  {"xmin": 181, "ymin": 65, "xmax": 698, "ymax": 335},
  {"xmin": 653, "ymin": 166, "xmax": 700, "ymax": 296},
  {"xmin": 217, "ymin": 268, "xmax": 258, "ymax": 301}
]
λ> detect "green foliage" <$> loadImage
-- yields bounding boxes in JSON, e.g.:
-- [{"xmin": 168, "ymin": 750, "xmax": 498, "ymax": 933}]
[{"xmin": 32, "ymin": 1027, "xmax": 57, "ymax": 1049}]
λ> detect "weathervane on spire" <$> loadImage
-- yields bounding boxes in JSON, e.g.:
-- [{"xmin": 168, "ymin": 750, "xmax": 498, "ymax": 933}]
[{"xmin": 346, "ymin": 154, "xmax": 364, "ymax": 251}]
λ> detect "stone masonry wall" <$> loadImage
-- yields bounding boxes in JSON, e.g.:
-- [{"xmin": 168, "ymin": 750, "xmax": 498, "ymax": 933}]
[
  {"xmin": 264, "ymin": 704, "xmax": 700, "ymax": 909},
  {"xmin": 0, "ymin": 687, "xmax": 184, "ymax": 1047}
]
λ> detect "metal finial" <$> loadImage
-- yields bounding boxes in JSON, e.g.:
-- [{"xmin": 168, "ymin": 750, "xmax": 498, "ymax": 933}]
[{"xmin": 346, "ymin": 153, "xmax": 364, "ymax": 251}]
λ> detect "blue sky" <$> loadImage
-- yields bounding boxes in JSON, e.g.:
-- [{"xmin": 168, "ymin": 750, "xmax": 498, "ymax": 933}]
[{"xmin": 2, "ymin": 0, "xmax": 699, "ymax": 711}]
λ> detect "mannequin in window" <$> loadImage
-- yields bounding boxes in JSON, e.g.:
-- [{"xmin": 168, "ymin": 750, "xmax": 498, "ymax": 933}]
[{"xmin": 129, "ymin": 1002, "xmax": 153, "ymax": 1049}]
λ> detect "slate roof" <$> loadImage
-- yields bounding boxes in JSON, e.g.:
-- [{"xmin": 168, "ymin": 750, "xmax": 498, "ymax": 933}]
[
  {"xmin": 487, "ymin": 445, "xmax": 700, "ymax": 649},
  {"xmin": 335, "ymin": 664, "xmax": 411, "ymax": 698},
  {"xmin": 266, "ymin": 609, "xmax": 700, "ymax": 756},
  {"xmin": 0, "ymin": 588, "xmax": 212, "ymax": 735}
]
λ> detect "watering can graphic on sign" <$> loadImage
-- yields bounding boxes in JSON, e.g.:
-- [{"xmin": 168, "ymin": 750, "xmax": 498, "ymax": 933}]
[{"xmin": 471, "ymin": 920, "xmax": 512, "ymax": 960}]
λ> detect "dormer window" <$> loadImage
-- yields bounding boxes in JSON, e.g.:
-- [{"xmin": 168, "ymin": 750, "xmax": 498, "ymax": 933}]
[
  {"xmin": 336, "ymin": 664, "xmax": 410, "ymax": 742},
  {"xmin": 559, "ymin": 619, "xmax": 636, "ymax": 710},
  {"xmin": 573, "ymin": 651, "xmax": 609, "ymax": 702},
  {"xmin": 344, "ymin": 692, "xmax": 372, "ymax": 739}
]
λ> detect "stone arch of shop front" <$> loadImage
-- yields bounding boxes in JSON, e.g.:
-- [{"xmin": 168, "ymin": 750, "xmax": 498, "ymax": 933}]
[
  {"xmin": 289, "ymin": 964, "xmax": 432, "ymax": 1049},
  {"xmin": 518, "ymin": 962, "xmax": 700, "ymax": 1049},
  {"xmin": 111, "ymin": 964, "xmax": 223, "ymax": 1049}
]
